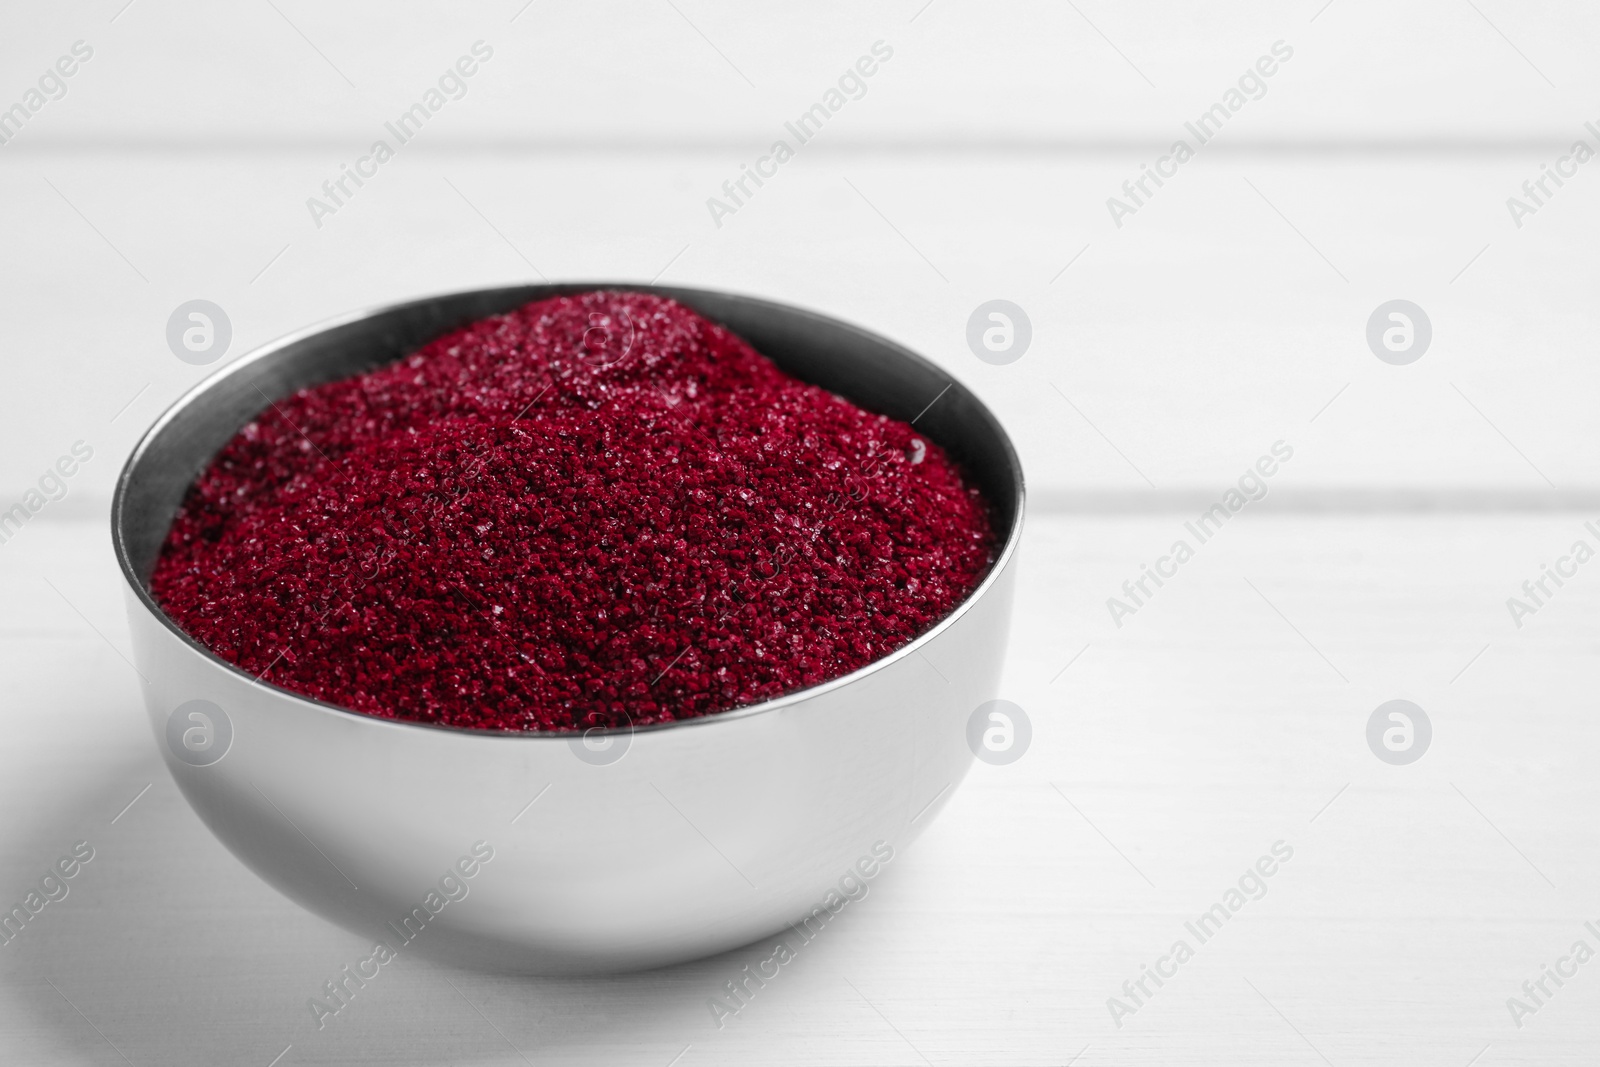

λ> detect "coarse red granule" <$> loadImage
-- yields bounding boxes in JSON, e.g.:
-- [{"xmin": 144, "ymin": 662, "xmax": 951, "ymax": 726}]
[{"xmin": 150, "ymin": 291, "xmax": 995, "ymax": 732}]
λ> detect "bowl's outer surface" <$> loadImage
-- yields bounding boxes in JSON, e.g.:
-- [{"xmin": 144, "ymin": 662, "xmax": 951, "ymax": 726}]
[{"xmin": 114, "ymin": 284, "xmax": 1025, "ymax": 974}]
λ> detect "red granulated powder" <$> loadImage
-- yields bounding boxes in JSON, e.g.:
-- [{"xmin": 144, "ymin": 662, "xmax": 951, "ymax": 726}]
[{"xmin": 151, "ymin": 291, "xmax": 994, "ymax": 732}]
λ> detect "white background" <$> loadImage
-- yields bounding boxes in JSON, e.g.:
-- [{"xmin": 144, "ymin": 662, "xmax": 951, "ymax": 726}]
[{"xmin": 1, "ymin": 2, "xmax": 1597, "ymax": 1065}]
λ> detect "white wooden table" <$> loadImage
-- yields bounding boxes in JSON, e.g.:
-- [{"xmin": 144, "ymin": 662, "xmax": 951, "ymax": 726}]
[
  {"xmin": 3, "ymin": 506, "xmax": 1595, "ymax": 1066},
  {"xmin": 3, "ymin": 2, "xmax": 1599, "ymax": 1063}
]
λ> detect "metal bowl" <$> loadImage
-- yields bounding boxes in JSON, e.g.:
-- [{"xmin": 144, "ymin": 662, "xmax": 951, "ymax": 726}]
[{"xmin": 112, "ymin": 284, "xmax": 1025, "ymax": 974}]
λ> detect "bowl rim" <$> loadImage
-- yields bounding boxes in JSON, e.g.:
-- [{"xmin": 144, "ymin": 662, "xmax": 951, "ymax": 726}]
[{"xmin": 112, "ymin": 282, "xmax": 1026, "ymax": 741}]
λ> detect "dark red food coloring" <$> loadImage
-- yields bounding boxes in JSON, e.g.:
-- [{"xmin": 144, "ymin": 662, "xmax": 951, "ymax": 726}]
[{"xmin": 151, "ymin": 291, "xmax": 995, "ymax": 732}]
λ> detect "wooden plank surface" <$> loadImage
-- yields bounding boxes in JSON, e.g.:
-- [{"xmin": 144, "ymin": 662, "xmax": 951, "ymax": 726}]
[
  {"xmin": 0, "ymin": 508, "xmax": 1594, "ymax": 1066},
  {"xmin": 2, "ymin": 147, "xmax": 1597, "ymax": 507}
]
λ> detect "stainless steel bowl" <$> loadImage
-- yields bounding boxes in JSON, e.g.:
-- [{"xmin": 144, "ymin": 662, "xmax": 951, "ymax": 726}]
[{"xmin": 112, "ymin": 284, "xmax": 1024, "ymax": 974}]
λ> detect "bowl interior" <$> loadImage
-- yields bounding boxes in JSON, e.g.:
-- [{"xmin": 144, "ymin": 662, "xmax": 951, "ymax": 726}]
[{"xmin": 113, "ymin": 284, "xmax": 1024, "ymax": 716}]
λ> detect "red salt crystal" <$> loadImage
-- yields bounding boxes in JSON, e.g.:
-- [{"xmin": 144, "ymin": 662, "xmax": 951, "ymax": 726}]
[{"xmin": 150, "ymin": 291, "xmax": 995, "ymax": 733}]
